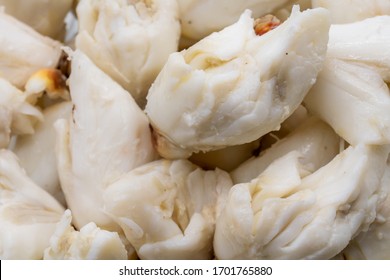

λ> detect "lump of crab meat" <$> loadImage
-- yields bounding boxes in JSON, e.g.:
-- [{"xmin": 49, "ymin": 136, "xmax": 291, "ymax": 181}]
[
  {"xmin": 76, "ymin": 0, "xmax": 180, "ymax": 107},
  {"xmin": 326, "ymin": 15, "xmax": 390, "ymax": 80},
  {"xmin": 178, "ymin": 0, "xmax": 295, "ymax": 42},
  {"xmin": 0, "ymin": 78, "xmax": 43, "ymax": 149},
  {"xmin": 0, "ymin": 149, "xmax": 64, "ymax": 259},
  {"xmin": 0, "ymin": 9, "xmax": 62, "ymax": 88},
  {"xmin": 336, "ymin": 159, "xmax": 390, "ymax": 259},
  {"xmin": 44, "ymin": 210, "xmax": 128, "ymax": 260},
  {"xmin": 55, "ymin": 50, "xmax": 157, "ymax": 231},
  {"xmin": 104, "ymin": 159, "xmax": 232, "ymax": 259},
  {"xmin": 304, "ymin": 59, "xmax": 390, "ymax": 146},
  {"xmin": 231, "ymin": 117, "xmax": 340, "ymax": 184},
  {"xmin": 0, "ymin": 0, "xmax": 73, "ymax": 39},
  {"xmin": 145, "ymin": 6, "xmax": 330, "ymax": 159},
  {"xmin": 214, "ymin": 144, "xmax": 388, "ymax": 259},
  {"xmin": 12, "ymin": 101, "xmax": 72, "ymax": 206}
]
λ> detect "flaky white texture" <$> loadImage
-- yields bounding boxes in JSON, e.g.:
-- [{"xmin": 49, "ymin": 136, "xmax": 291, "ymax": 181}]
[
  {"xmin": 0, "ymin": 0, "xmax": 73, "ymax": 39},
  {"xmin": 76, "ymin": 0, "xmax": 180, "ymax": 106},
  {"xmin": 13, "ymin": 102, "xmax": 72, "ymax": 205},
  {"xmin": 312, "ymin": 0, "xmax": 390, "ymax": 24},
  {"xmin": 55, "ymin": 50, "xmax": 157, "ymax": 230},
  {"xmin": 231, "ymin": 117, "xmax": 340, "ymax": 184},
  {"xmin": 0, "ymin": 78, "xmax": 43, "ymax": 148},
  {"xmin": 336, "ymin": 160, "xmax": 390, "ymax": 259},
  {"xmin": 44, "ymin": 209, "xmax": 127, "ymax": 260},
  {"xmin": 0, "ymin": 149, "xmax": 64, "ymax": 259},
  {"xmin": 327, "ymin": 16, "xmax": 390, "ymax": 79},
  {"xmin": 0, "ymin": 9, "xmax": 62, "ymax": 88},
  {"xmin": 178, "ymin": 0, "xmax": 293, "ymax": 41},
  {"xmin": 214, "ymin": 144, "xmax": 388, "ymax": 259},
  {"xmin": 104, "ymin": 159, "xmax": 232, "ymax": 260},
  {"xmin": 304, "ymin": 59, "xmax": 390, "ymax": 145},
  {"xmin": 146, "ymin": 7, "xmax": 330, "ymax": 159}
]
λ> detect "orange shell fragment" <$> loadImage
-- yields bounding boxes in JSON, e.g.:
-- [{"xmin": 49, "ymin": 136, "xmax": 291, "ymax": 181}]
[{"xmin": 254, "ymin": 14, "xmax": 281, "ymax": 36}]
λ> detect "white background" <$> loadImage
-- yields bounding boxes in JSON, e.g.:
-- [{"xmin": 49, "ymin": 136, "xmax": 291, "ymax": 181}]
[{"xmin": 1, "ymin": 260, "xmax": 388, "ymax": 280}]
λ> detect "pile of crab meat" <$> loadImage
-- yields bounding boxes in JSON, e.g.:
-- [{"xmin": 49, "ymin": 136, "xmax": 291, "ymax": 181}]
[{"xmin": 1, "ymin": 0, "xmax": 390, "ymax": 260}]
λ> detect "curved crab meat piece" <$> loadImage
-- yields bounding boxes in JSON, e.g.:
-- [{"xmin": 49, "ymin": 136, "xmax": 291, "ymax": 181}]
[
  {"xmin": 327, "ymin": 15, "xmax": 390, "ymax": 81},
  {"xmin": 0, "ymin": 0, "xmax": 73, "ymax": 39},
  {"xmin": 0, "ymin": 9, "xmax": 62, "ymax": 88},
  {"xmin": 44, "ymin": 210, "xmax": 128, "ymax": 260},
  {"xmin": 214, "ymin": 144, "xmax": 388, "ymax": 259},
  {"xmin": 76, "ymin": 0, "xmax": 180, "ymax": 107},
  {"xmin": 104, "ymin": 159, "xmax": 232, "ymax": 260},
  {"xmin": 55, "ymin": 50, "xmax": 157, "ymax": 231},
  {"xmin": 336, "ymin": 160, "xmax": 390, "ymax": 260},
  {"xmin": 178, "ymin": 0, "xmax": 295, "ymax": 42},
  {"xmin": 145, "ymin": 6, "xmax": 330, "ymax": 159},
  {"xmin": 12, "ymin": 101, "xmax": 72, "ymax": 206},
  {"xmin": 304, "ymin": 59, "xmax": 390, "ymax": 146},
  {"xmin": 231, "ymin": 117, "xmax": 340, "ymax": 184},
  {"xmin": 0, "ymin": 149, "xmax": 64, "ymax": 259},
  {"xmin": 0, "ymin": 78, "xmax": 43, "ymax": 148}
]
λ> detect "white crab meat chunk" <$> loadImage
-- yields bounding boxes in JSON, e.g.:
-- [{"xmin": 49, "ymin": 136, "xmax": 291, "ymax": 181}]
[
  {"xmin": 104, "ymin": 159, "xmax": 232, "ymax": 260},
  {"xmin": 336, "ymin": 160, "xmax": 390, "ymax": 260},
  {"xmin": 12, "ymin": 102, "xmax": 72, "ymax": 206},
  {"xmin": 0, "ymin": 78, "xmax": 43, "ymax": 149},
  {"xmin": 76, "ymin": 0, "xmax": 180, "ymax": 107},
  {"xmin": 231, "ymin": 117, "xmax": 340, "ymax": 184},
  {"xmin": 0, "ymin": 0, "xmax": 73, "ymax": 39},
  {"xmin": 145, "ymin": 6, "xmax": 330, "ymax": 159},
  {"xmin": 0, "ymin": 149, "xmax": 64, "ymax": 259},
  {"xmin": 178, "ymin": 0, "xmax": 295, "ymax": 42},
  {"xmin": 304, "ymin": 59, "xmax": 390, "ymax": 145},
  {"xmin": 44, "ymin": 210, "xmax": 128, "ymax": 260},
  {"xmin": 0, "ymin": 9, "xmax": 62, "ymax": 88},
  {"xmin": 55, "ymin": 50, "xmax": 157, "ymax": 231},
  {"xmin": 214, "ymin": 144, "xmax": 388, "ymax": 259},
  {"xmin": 327, "ymin": 15, "xmax": 390, "ymax": 80}
]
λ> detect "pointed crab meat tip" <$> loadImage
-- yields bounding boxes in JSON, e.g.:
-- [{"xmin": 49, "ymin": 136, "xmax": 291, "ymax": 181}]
[
  {"xmin": 104, "ymin": 159, "xmax": 232, "ymax": 260},
  {"xmin": 0, "ymin": 0, "xmax": 73, "ymax": 39},
  {"xmin": 312, "ymin": 0, "xmax": 390, "ymax": 24},
  {"xmin": 214, "ymin": 144, "xmax": 389, "ymax": 259},
  {"xmin": 0, "ymin": 9, "xmax": 62, "ymax": 89},
  {"xmin": 0, "ymin": 149, "xmax": 64, "ymax": 259},
  {"xmin": 25, "ymin": 69, "xmax": 70, "ymax": 104},
  {"xmin": 146, "ymin": 6, "xmax": 330, "ymax": 159},
  {"xmin": 55, "ymin": 50, "xmax": 157, "ymax": 231},
  {"xmin": 44, "ymin": 210, "xmax": 128, "ymax": 260},
  {"xmin": 0, "ymin": 78, "xmax": 43, "ymax": 148},
  {"xmin": 231, "ymin": 117, "xmax": 340, "ymax": 184},
  {"xmin": 304, "ymin": 59, "xmax": 390, "ymax": 146},
  {"xmin": 327, "ymin": 15, "xmax": 390, "ymax": 80},
  {"xmin": 178, "ymin": 0, "xmax": 296, "ymax": 42},
  {"xmin": 336, "ymin": 160, "xmax": 390, "ymax": 260},
  {"xmin": 12, "ymin": 102, "xmax": 72, "ymax": 206},
  {"xmin": 76, "ymin": 0, "xmax": 181, "ymax": 107}
]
